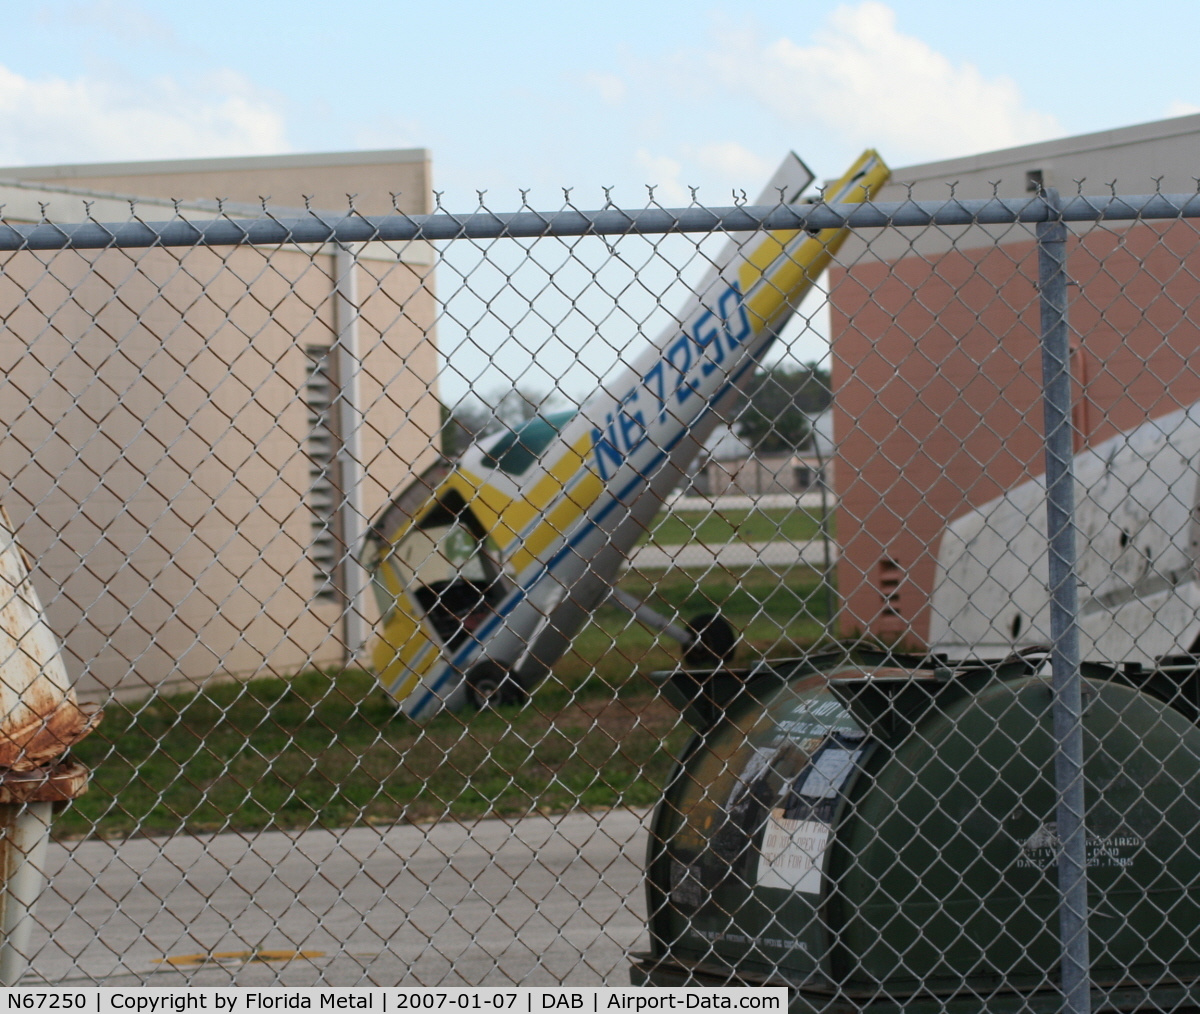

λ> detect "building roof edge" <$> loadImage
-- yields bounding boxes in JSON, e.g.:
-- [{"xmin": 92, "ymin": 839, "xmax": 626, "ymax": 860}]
[
  {"xmin": 891, "ymin": 114, "xmax": 1200, "ymax": 183},
  {"xmin": 0, "ymin": 148, "xmax": 432, "ymax": 181}
]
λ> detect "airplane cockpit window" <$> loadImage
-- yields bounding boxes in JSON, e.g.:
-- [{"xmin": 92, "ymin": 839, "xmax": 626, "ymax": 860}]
[
  {"xmin": 385, "ymin": 492, "xmax": 508, "ymax": 649},
  {"xmin": 481, "ymin": 410, "xmax": 577, "ymax": 476}
]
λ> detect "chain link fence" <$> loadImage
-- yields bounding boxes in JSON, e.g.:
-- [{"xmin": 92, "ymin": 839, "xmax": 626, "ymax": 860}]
[{"xmin": 1, "ymin": 162, "xmax": 1200, "ymax": 1009}]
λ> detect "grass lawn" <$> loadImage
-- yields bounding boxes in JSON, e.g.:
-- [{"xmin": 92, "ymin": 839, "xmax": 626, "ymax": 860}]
[
  {"xmin": 556, "ymin": 563, "xmax": 837, "ymax": 690},
  {"xmin": 60, "ymin": 564, "xmax": 835, "ymax": 840},
  {"xmin": 641, "ymin": 506, "xmax": 830, "ymax": 546},
  {"xmin": 61, "ymin": 674, "xmax": 692, "ymax": 840}
]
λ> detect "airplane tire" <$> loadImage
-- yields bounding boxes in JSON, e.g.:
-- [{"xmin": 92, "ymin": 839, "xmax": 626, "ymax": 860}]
[
  {"xmin": 466, "ymin": 661, "xmax": 527, "ymax": 709},
  {"xmin": 683, "ymin": 612, "xmax": 737, "ymax": 668}
]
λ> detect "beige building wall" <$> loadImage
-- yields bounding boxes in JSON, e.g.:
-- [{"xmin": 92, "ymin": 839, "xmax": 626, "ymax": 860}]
[
  {"xmin": 694, "ymin": 454, "xmax": 829, "ymax": 497},
  {"xmin": 0, "ymin": 151, "xmax": 439, "ymax": 698}
]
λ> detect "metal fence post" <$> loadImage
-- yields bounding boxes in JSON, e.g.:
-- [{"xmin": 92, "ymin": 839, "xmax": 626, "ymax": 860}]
[
  {"xmin": 334, "ymin": 243, "xmax": 368, "ymax": 666},
  {"xmin": 1037, "ymin": 188, "xmax": 1092, "ymax": 1013}
]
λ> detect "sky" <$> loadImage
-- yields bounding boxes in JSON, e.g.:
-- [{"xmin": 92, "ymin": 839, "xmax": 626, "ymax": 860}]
[
  {"xmin": 6, "ymin": 0, "xmax": 1198, "ymax": 205},
  {"xmin": 5, "ymin": 0, "xmax": 1200, "ymax": 402}
]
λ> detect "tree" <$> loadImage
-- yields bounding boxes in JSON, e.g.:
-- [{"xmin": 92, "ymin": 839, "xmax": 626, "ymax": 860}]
[
  {"xmin": 735, "ymin": 363, "xmax": 831, "ymax": 453},
  {"xmin": 493, "ymin": 387, "xmax": 543, "ymax": 429},
  {"xmin": 440, "ymin": 398, "xmax": 493, "ymax": 458},
  {"xmin": 440, "ymin": 386, "xmax": 565, "ymax": 459}
]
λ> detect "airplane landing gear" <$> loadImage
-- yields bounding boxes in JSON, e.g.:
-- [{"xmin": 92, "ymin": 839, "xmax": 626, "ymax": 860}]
[
  {"xmin": 683, "ymin": 612, "xmax": 737, "ymax": 668},
  {"xmin": 466, "ymin": 661, "xmax": 527, "ymax": 709}
]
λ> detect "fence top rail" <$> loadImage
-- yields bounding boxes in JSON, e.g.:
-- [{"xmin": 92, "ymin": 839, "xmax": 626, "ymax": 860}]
[{"xmin": 3, "ymin": 191, "xmax": 1200, "ymax": 251}]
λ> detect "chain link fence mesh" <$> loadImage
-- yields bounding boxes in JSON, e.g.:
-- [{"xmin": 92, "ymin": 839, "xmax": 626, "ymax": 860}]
[{"xmin": 1, "ymin": 170, "xmax": 1199, "ymax": 1008}]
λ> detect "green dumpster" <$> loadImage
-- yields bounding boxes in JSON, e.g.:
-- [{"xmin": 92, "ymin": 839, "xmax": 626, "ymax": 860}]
[{"xmin": 631, "ymin": 652, "xmax": 1200, "ymax": 1012}]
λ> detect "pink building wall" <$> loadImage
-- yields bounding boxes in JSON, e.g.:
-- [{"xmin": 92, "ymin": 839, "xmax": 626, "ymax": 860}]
[{"xmin": 830, "ymin": 221, "xmax": 1200, "ymax": 645}]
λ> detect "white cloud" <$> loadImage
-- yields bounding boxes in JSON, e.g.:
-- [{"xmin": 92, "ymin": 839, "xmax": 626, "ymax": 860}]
[
  {"xmin": 583, "ymin": 71, "xmax": 626, "ymax": 105},
  {"xmin": 632, "ymin": 145, "xmax": 776, "ymax": 204},
  {"xmin": 693, "ymin": 142, "xmax": 773, "ymax": 184},
  {"xmin": 634, "ymin": 149, "xmax": 691, "ymax": 203},
  {"xmin": 702, "ymin": 2, "xmax": 1060, "ymax": 164},
  {"xmin": 0, "ymin": 64, "xmax": 288, "ymax": 166},
  {"xmin": 1164, "ymin": 99, "xmax": 1200, "ymax": 119}
]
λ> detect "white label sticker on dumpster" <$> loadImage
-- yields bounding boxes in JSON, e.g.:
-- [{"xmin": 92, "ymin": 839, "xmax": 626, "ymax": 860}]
[
  {"xmin": 797, "ymin": 747, "xmax": 860, "ymax": 799},
  {"xmin": 757, "ymin": 809, "xmax": 829, "ymax": 893}
]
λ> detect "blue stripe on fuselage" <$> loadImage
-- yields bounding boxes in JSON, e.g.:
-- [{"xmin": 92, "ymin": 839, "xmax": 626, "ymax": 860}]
[{"xmin": 406, "ymin": 345, "xmax": 768, "ymax": 718}]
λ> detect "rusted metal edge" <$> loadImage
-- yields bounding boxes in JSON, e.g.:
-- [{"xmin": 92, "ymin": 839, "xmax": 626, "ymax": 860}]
[
  {"xmin": 0, "ymin": 702, "xmax": 103, "ymax": 772},
  {"xmin": 0, "ymin": 758, "xmax": 89, "ymax": 803}
]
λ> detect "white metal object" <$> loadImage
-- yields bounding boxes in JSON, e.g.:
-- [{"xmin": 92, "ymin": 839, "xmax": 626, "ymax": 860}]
[
  {"xmin": 0, "ymin": 508, "xmax": 99, "ymax": 769},
  {"xmin": 0, "ymin": 801, "xmax": 50, "ymax": 986},
  {"xmin": 369, "ymin": 150, "xmax": 890, "ymax": 720},
  {"xmin": 0, "ymin": 511, "xmax": 97, "ymax": 986},
  {"xmin": 607, "ymin": 588, "xmax": 692, "ymax": 645},
  {"xmin": 930, "ymin": 400, "xmax": 1200, "ymax": 663}
]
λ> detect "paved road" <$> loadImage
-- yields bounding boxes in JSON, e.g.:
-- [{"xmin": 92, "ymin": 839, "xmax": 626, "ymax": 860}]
[
  {"xmin": 665, "ymin": 492, "xmax": 831, "ymax": 511},
  {"xmin": 628, "ymin": 538, "xmax": 837, "ymax": 571},
  {"xmin": 23, "ymin": 809, "xmax": 651, "ymax": 987}
]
